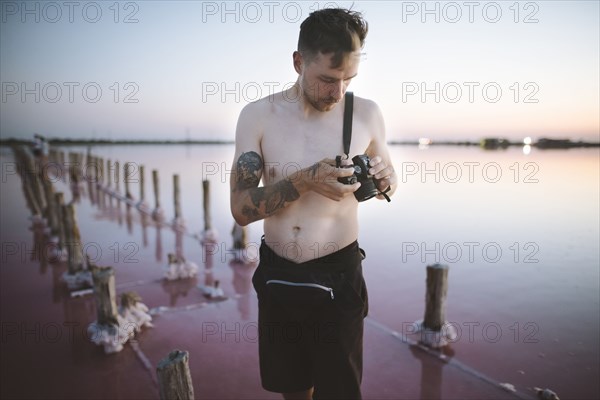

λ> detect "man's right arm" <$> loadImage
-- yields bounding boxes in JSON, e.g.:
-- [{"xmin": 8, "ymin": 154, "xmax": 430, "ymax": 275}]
[
  {"xmin": 230, "ymin": 103, "xmax": 300, "ymax": 226},
  {"xmin": 230, "ymin": 149, "xmax": 303, "ymax": 226}
]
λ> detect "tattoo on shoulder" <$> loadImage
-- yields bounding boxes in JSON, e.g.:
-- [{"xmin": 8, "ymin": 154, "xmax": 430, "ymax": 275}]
[{"xmin": 235, "ymin": 151, "xmax": 262, "ymax": 190}]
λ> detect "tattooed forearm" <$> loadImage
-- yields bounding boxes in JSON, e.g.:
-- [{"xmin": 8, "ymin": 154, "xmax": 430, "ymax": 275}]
[
  {"xmin": 233, "ymin": 151, "xmax": 302, "ymax": 224},
  {"xmin": 306, "ymin": 162, "xmax": 319, "ymax": 179},
  {"xmin": 241, "ymin": 205, "xmax": 260, "ymax": 219},
  {"xmin": 235, "ymin": 151, "xmax": 262, "ymax": 191},
  {"xmin": 246, "ymin": 179, "xmax": 300, "ymax": 218}
]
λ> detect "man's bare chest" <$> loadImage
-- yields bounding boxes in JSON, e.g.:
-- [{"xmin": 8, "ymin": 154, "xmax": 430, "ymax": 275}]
[{"xmin": 260, "ymin": 117, "xmax": 372, "ymax": 181}]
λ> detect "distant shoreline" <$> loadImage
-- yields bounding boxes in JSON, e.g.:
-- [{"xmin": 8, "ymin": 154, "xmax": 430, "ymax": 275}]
[
  {"xmin": 0, "ymin": 138, "xmax": 235, "ymax": 146},
  {"xmin": 0, "ymin": 137, "xmax": 598, "ymax": 149}
]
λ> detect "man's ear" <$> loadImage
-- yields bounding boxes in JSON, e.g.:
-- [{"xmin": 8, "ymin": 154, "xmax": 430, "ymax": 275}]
[{"xmin": 293, "ymin": 51, "xmax": 303, "ymax": 74}]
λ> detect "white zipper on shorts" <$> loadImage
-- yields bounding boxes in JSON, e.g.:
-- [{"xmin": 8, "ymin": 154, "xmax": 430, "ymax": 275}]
[{"xmin": 266, "ymin": 279, "xmax": 335, "ymax": 299}]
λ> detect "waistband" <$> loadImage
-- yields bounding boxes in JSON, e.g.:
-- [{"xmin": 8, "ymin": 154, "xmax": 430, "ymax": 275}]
[{"xmin": 259, "ymin": 237, "xmax": 361, "ymax": 272}]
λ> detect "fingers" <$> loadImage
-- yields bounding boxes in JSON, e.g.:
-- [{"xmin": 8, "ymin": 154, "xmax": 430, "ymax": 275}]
[
  {"xmin": 327, "ymin": 182, "xmax": 362, "ymax": 201},
  {"xmin": 372, "ymin": 165, "xmax": 394, "ymax": 180},
  {"xmin": 321, "ymin": 162, "xmax": 354, "ymax": 178},
  {"xmin": 320, "ymin": 158, "xmax": 337, "ymax": 167},
  {"xmin": 368, "ymin": 156, "xmax": 394, "ymax": 180},
  {"xmin": 335, "ymin": 166, "xmax": 355, "ymax": 177}
]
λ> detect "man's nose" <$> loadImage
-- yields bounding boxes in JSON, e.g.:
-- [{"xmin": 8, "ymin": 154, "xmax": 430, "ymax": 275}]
[{"xmin": 330, "ymin": 81, "xmax": 344, "ymax": 101}]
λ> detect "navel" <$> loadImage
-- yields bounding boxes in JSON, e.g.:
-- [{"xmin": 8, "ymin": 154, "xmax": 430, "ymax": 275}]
[{"xmin": 292, "ymin": 226, "xmax": 301, "ymax": 236}]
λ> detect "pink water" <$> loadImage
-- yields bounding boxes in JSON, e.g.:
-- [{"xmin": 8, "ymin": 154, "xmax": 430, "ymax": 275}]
[{"xmin": 1, "ymin": 144, "xmax": 598, "ymax": 399}]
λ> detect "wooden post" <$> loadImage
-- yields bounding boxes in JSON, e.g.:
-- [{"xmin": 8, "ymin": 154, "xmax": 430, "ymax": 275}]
[
  {"xmin": 54, "ymin": 193, "xmax": 66, "ymax": 248},
  {"xmin": 41, "ymin": 171, "xmax": 58, "ymax": 233},
  {"xmin": 87, "ymin": 155, "xmax": 96, "ymax": 204},
  {"xmin": 203, "ymin": 179, "xmax": 212, "ymax": 231},
  {"xmin": 59, "ymin": 151, "xmax": 66, "ymax": 181},
  {"xmin": 106, "ymin": 159, "xmax": 112, "ymax": 189},
  {"xmin": 91, "ymin": 266, "xmax": 119, "ymax": 326},
  {"xmin": 156, "ymin": 350, "xmax": 194, "ymax": 400},
  {"xmin": 114, "ymin": 161, "xmax": 120, "ymax": 194},
  {"xmin": 14, "ymin": 147, "xmax": 42, "ymax": 217},
  {"xmin": 106, "ymin": 159, "xmax": 113, "ymax": 208},
  {"xmin": 79, "ymin": 153, "xmax": 85, "ymax": 182},
  {"xmin": 23, "ymin": 150, "xmax": 46, "ymax": 212},
  {"xmin": 173, "ymin": 174, "xmax": 181, "ymax": 220},
  {"xmin": 63, "ymin": 203, "xmax": 84, "ymax": 274},
  {"xmin": 124, "ymin": 162, "xmax": 133, "ymax": 200},
  {"xmin": 139, "ymin": 165, "xmax": 146, "ymax": 202},
  {"xmin": 152, "ymin": 170, "xmax": 164, "ymax": 223},
  {"xmin": 153, "ymin": 170, "xmax": 161, "ymax": 209},
  {"xmin": 423, "ymin": 264, "xmax": 449, "ymax": 331},
  {"xmin": 97, "ymin": 157, "xmax": 105, "ymax": 209},
  {"xmin": 23, "ymin": 173, "xmax": 42, "ymax": 217},
  {"xmin": 93, "ymin": 155, "xmax": 99, "ymax": 184},
  {"xmin": 68, "ymin": 152, "xmax": 81, "ymax": 184}
]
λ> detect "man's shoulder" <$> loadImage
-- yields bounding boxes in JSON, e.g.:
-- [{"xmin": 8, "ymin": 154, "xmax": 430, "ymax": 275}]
[
  {"xmin": 352, "ymin": 95, "xmax": 383, "ymax": 124},
  {"xmin": 353, "ymin": 94, "xmax": 380, "ymax": 113},
  {"xmin": 240, "ymin": 91, "xmax": 290, "ymax": 116}
]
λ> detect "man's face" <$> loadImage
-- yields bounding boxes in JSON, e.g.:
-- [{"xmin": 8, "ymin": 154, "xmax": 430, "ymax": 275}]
[{"xmin": 298, "ymin": 50, "xmax": 360, "ymax": 112}]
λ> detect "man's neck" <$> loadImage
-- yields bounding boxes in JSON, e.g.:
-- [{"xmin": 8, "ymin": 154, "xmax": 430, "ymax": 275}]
[{"xmin": 289, "ymin": 82, "xmax": 339, "ymax": 119}]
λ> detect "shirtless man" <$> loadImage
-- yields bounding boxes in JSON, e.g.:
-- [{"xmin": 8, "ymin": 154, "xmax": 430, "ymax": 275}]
[{"xmin": 230, "ymin": 8, "xmax": 397, "ymax": 400}]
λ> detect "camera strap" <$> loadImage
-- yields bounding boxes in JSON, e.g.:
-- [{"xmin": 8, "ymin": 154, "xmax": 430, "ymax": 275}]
[
  {"xmin": 342, "ymin": 91, "xmax": 353, "ymax": 157},
  {"xmin": 342, "ymin": 92, "xmax": 391, "ymax": 202}
]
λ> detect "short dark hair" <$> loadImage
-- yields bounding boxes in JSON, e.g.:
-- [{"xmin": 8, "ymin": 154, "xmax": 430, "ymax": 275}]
[{"xmin": 298, "ymin": 8, "xmax": 368, "ymax": 68}]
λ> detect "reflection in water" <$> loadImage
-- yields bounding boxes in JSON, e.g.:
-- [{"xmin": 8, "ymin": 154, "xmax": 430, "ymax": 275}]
[
  {"xmin": 140, "ymin": 212, "xmax": 149, "ymax": 248},
  {"xmin": 87, "ymin": 175, "xmax": 95, "ymax": 206},
  {"xmin": 174, "ymin": 228, "xmax": 183, "ymax": 260},
  {"xmin": 125, "ymin": 204, "xmax": 133, "ymax": 235},
  {"xmin": 31, "ymin": 221, "xmax": 48, "ymax": 275},
  {"xmin": 409, "ymin": 344, "xmax": 455, "ymax": 400},
  {"xmin": 61, "ymin": 286, "xmax": 96, "ymax": 362},
  {"xmin": 51, "ymin": 259, "xmax": 68, "ymax": 304},
  {"xmin": 228, "ymin": 222, "xmax": 257, "ymax": 319},
  {"xmin": 155, "ymin": 225, "xmax": 163, "ymax": 262},
  {"xmin": 229, "ymin": 259, "xmax": 257, "ymax": 320},
  {"xmin": 116, "ymin": 199, "xmax": 122, "ymax": 226},
  {"xmin": 161, "ymin": 277, "xmax": 198, "ymax": 307},
  {"xmin": 202, "ymin": 242, "xmax": 215, "ymax": 289}
]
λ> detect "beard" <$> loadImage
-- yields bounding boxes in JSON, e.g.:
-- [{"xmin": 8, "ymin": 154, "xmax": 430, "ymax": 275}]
[{"xmin": 300, "ymin": 76, "xmax": 340, "ymax": 112}]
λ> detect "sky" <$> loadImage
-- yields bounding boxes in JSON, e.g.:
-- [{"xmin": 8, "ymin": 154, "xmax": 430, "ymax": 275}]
[{"xmin": 1, "ymin": 0, "xmax": 599, "ymax": 142}]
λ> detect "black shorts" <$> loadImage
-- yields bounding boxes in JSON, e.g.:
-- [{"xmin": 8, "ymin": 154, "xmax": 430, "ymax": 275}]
[{"xmin": 252, "ymin": 239, "xmax": 369, "ymax": 400}]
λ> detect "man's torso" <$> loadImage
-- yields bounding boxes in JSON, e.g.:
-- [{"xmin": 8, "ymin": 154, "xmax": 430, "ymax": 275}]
[{"xmin": 258, "ymin": 93, "xmax": 373, "ymax": 263}]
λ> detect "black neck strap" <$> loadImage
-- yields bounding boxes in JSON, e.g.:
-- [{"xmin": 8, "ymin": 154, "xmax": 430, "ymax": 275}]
[
  {"xmin": 342, "ymin": 92, "xmax": 392, "ymax": 202},
  {"xmin": 343, "ymin": 92, "xmax": 353, "ymax": 157}
]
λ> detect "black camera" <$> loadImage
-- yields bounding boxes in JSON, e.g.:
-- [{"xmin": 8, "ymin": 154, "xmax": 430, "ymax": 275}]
[{"xmin": 336, "ymin": 154, "xmax": 379, "ymax": 202}]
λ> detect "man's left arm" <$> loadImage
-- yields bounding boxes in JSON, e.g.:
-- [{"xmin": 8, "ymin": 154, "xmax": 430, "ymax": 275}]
[{"xmin": 365, "ymin": 101, "xmax": 397, "ymax": 200}]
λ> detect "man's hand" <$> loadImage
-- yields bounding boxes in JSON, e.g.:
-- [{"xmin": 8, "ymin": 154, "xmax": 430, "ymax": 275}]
[
  {"xmin": 368, "ymin": 155, "xmax": 397, "ymax": 195},
  {"xmin": 294, "ymin": 158, "xmax": 361, "ymax": 201}
]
